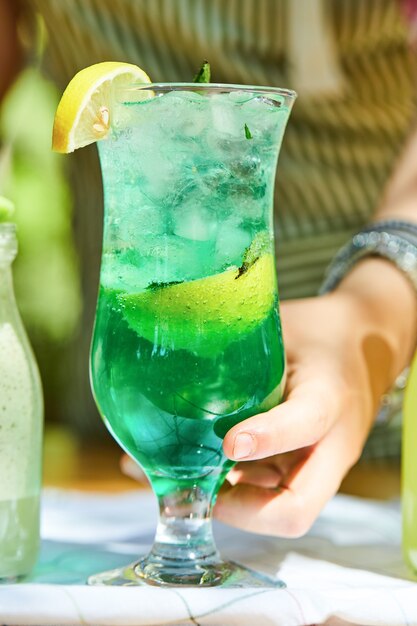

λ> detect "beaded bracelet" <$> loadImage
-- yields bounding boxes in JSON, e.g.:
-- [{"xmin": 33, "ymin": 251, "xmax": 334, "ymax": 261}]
[{"xmin": 320, "ymin": 220, "xmax": 417, "ymax": 295}]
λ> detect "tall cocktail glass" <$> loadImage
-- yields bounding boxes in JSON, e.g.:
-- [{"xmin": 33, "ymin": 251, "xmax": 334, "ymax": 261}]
[{"xmin": 89, "ymin": 84, "xmax": 295, "ymax": 587}]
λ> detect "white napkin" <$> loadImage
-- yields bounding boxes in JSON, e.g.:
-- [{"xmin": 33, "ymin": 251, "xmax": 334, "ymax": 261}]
[{"xmin": 0, "ymin": 489, "xmax": 416, "ymax": 626}]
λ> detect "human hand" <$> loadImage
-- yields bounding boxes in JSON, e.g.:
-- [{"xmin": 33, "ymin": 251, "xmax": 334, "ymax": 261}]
[{"xmin": 214, "ymin": 258, "xmax": 416, "ymax": 537}]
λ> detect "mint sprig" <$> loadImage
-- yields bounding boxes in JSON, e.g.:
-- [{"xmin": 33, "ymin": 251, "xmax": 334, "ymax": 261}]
[{"xmin": 193, "ymin": 61, "xmax": 211, "ymax": 83}]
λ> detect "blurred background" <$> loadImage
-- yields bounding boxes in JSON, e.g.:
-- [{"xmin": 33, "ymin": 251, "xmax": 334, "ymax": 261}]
[
  {"xmin": 1, "ymin": 63, "xmax": 81, "ymax": 430},
  {"xmin": 1, "ymin": 0, "xmax": 415, "ymax": 488},
  {"xmin": 0, "ymin": 64, "xmax": 85, "ymax": 475},
  {"xmin": 0, "ymin": 6, "xmax": 117, "ymax": 485}
]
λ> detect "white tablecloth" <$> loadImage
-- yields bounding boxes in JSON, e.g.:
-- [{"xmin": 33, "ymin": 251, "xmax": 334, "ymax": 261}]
[{"xmin": 1, "ymin": 489, "xmax": 416, "ymax": 625}]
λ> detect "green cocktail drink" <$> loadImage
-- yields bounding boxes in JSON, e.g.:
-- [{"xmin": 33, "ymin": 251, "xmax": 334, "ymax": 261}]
[{"xmin": 90, "ymin": 84, "xmax": 295, "ymax": 587}]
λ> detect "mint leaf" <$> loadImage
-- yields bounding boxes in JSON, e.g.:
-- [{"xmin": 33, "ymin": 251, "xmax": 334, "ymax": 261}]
[
  {"xmin": 193, "ymin": 61, "xmax": 211, "ymax": 83},
  {"xmin": 244, "ymin": 123, "xmax": 253, "ymax": 140},
  {"xmin": 236, "ymin": 232, "xmax": 271, "ymax": 278},
  {"xmin": 146, "ymin": 280, "xmax": 184, "ymax": 291}
]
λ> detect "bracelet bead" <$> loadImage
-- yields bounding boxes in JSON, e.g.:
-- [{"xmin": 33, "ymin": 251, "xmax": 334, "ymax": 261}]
[{"xmin": 320, "ymin": 224, "xmax": 417, "ymax": 295}]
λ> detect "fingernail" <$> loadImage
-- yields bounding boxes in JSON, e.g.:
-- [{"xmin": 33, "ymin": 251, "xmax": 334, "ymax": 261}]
[{"xmin": 233, "ymin": 432, "xmax": 255, "ymax": 459}]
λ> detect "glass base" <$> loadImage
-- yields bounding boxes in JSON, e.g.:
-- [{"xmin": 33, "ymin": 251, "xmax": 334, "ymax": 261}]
[{"xmin": 88, "ymin": 558, "xmax": 285, "ymax": 588}]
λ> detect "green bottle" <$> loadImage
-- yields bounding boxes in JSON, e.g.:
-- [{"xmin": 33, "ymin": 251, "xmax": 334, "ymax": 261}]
[
  {"xmin": 0, "ymin": 209, "xmax": 43, "ymax": 579},
  {"xmin": 402, "ymin": 355, "xmax": 417, "ymax": 574}
]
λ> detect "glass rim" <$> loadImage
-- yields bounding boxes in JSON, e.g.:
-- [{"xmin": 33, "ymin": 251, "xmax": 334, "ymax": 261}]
[{"xmin": 118, "ymin": 82, "xmax": 297, "ymax": 101}]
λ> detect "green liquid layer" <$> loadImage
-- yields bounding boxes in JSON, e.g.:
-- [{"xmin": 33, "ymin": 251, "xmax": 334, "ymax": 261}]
[{"xmin": 91, "ymin": 285, "xmax": 285, "ymax": 493}]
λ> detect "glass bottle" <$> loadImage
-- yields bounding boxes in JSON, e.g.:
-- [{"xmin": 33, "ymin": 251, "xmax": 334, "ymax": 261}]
[
  {"xmin": 402, "ymin": 355, "xmax": 417, "ymax": 574},
  {"xmin": 0, "ymin": 222, "xmax": 43, "ymax": 579}
]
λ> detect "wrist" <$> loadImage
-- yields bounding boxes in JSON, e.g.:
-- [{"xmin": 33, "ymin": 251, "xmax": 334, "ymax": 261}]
[{"xmin": 335, "ymin": 256, "xmax": 417, "ymax": 391}]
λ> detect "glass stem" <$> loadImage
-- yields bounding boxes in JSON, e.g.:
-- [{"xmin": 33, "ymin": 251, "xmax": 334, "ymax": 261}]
[{"xmin": 149, "ymin": 478, "xmax": 220, "ymax": 565}]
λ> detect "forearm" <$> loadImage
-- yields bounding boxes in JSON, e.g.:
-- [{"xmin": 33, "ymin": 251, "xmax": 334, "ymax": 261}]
[
  {"xmin": 329, "ymin": 124, "xmax": 417, "ymax": 398},
  {"xmin": 375, "ymin": 123, "xmax": 417, "ymax": 225}
]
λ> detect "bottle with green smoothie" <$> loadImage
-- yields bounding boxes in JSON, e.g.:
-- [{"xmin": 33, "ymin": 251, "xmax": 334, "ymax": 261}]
[{"xmin": 0, "ymin": 198, "xmax": 43, "ymax": 579}]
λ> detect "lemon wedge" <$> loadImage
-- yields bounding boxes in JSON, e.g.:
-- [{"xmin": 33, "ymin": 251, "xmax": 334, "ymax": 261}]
[
  {"xmin": 116, "ymin": 253, "xmax": 277, "ymax": 356},
  {"xmin": 52, "ymin": 62, "xmax": 151, "ymax": 153}
]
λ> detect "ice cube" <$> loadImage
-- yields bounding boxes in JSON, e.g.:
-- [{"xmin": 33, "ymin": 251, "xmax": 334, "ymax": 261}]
[
  {"xmin": 245, "ymin": 95, "xmax": 284, "ymax": 111},
  {"xmin": 144, "ymin": 91, "xmax": 209, "ymax": 139},
  {"xmin": 137, "ymin": 149, "xmax": 177, "ymax": 202},
  {"xmin": 135, "ymin": 204, "xmax": 166, "ymax": 236},
  {"xmin": 142, "ymin": 234, "xmax": 214, "ymax": 282},
  {"xmin": 230, "ymin": 155, "xmax": 262, "ymax": 178},
  {"xmin": 215, "ymin": 219, "xmax": 252, "ymax": 268},
  {"xmin": 242, "ymin": 96, "xmax": 287, "ymax": 137},
  {"xmin": 106, "ymin": 189, "xmax": 167, "ymax": 245},
  {"xmin": 210, "ymin": 94, "xmax": 242, "ymax": 137},
  {"xmin": 228, "ymin": 91, "xmax": 258, "ymax": 105},
  {"xmin": 100, "ymin": 252, "xmax": 147, "ymax": 292},
  {"xmin": 171, "ymin": 90, "xmax": 206, "ymax": 104},
  {"xmin": 173, "ymin": 205, "xmax": 217, "ymax": 241}
]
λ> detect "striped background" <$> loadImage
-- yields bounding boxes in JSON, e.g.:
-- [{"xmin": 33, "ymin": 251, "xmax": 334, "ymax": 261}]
[
  {"xmin": 33, "ymin": 0, "xmax": 417, "ymax": 298},
  {"xmin": 28, "ymin": 0, "xmax": 417, "ymax": 449}
]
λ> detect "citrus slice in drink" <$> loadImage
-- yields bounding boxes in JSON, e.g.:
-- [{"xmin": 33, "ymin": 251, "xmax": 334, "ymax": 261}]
[
  {"xmin": 117, "ymin": 252, "xmax": 277, "ymax": 356},
  {"xmin": 52, "ymin": 62, "xmax": 152, "ymax": 153}
]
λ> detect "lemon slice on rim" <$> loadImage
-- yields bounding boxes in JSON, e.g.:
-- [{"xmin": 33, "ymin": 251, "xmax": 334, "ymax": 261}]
[{"xmin": 52, "ymin": 62, "xmax": 152, "ymax": 153}]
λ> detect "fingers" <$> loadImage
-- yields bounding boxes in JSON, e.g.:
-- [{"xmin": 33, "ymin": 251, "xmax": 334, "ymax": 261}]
[
  {"xmin": 120, "ymin": 454, "xmax": 149, "ymax": 484},
  {"xmin": 226, "ymin": 447, "xmax": 311, "ymax": 488},
  {"xmin": 215, "ymin": 421, "xmax": 355, "ymax": 537},
  {"xmin": 227, "ymin": 461, "xmax": 282, "ymax": 488},
  {"xmin": 223, "ymin": 372, "xmax": 343, "ymax": 461}
]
